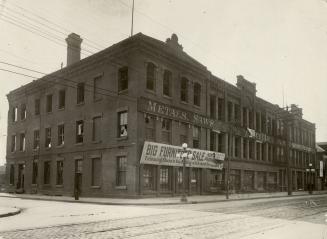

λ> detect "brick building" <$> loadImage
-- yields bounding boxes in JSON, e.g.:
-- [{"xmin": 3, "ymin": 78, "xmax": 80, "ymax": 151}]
[{"xmin": 6, "ymin": 33, "xmax": 316, "ymax": 197}]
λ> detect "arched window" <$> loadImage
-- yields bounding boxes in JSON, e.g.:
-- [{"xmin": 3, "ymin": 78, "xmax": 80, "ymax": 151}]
[
  {"xmin": 146, "ymin": 62, "xmax": 156, "ymax": 91},
  {"xmin": 180, "ymin": 77, "xmax": 188, "ymax": 102},
  {"xmin": 163, "ymin": 70, "xmax": 172, "ymax": 97}
]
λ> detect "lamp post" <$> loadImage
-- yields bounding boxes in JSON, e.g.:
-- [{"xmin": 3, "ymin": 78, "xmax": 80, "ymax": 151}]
[
  {"xmin": 306, "ymin": 163, "xmax": 315, "ymax": 194},
  {"xmin": 176, "ymin": 143, "xmax": 193, "ymax": 202}
]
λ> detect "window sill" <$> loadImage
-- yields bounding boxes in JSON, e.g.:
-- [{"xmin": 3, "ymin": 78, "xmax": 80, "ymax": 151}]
[
  {"xmin": 145, "ymin": 89, "xmax": 156, "ymax": 95},
  {"xmin": 31, "ymin": 184, "xmax": 37, "ymax": 187},
  {"xmin": 58, "ymin": 107, "xmax": 65, "ymax": 111},
  {"xmin": 92, "ymin": 140, "xmax": 102, "ymax": 144},
  {"xmin": 180, "ymin": 101, "xmax": 188, "ymax": 105},
  {"xmin": 46, "ymin": 111, "xmax": 53, "ymax": 114},
  {"xmin": 55, "ymin": 185, "xmax": 63, "ymax": 188},
  {"xmin": 91, "ymin": 185, "xmax": 101, "ymax": 189},
  {"xmin": 163, "ymin": 94, "xmax": 172, "ymax": 100},
  {"xmin": 33, "ymin": 148, "xmax": 40, "ymax": 152},
  {"xmin": 93, "ymin": 98, "xmax": 102, "ymax": 103},
  {"xmin": 75, "ymin": 143, "xmax": 84, "ymax": 146},
  {"xmin": 56, "ymin": 144, "xmax": 65, "ymax": 148},
  {"xmin": 117, "ymin": 136, "xmax": 128, "ymax": 141},
  {"xmin": 43, "ymin": 184, "xmax": 51, "ymax": 186},
  {"xmin": 118, "ymin": 89, "xmax": 128, "ymax": 95},
  {"xmin": 193, "ymin": 104, "xmax": 201, "ymax": 110},
  {"xmin": 115, "ymin": 186, "xmax": 127, "ymax": 190},
  {"xmin": 76, "ymin": 102, "xmax": 85, "ymax": 106}
]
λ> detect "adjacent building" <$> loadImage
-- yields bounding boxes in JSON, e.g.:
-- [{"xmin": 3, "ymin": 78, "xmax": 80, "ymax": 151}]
[{"xmin": 5, "ymin": 33, "xmax": 317, "ymax": 197}]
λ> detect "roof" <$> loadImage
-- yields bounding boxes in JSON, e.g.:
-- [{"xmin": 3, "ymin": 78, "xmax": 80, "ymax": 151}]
[{"xmin": 316, "ymin": 144, "xmax": 325, "ymax": 153}]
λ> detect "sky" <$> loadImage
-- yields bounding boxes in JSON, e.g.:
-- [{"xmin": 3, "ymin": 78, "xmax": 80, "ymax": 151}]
[{"xmin": 0, "ymin": 0, "xmax": 326, "ymax": 165}]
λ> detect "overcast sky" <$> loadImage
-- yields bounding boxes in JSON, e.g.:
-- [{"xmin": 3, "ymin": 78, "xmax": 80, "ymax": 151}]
[{"xmin": 0, "ymin": 0, "xmax": 326, "ymax": 165}]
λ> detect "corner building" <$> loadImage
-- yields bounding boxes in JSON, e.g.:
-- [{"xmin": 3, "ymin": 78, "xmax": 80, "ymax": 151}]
[{"xmin": 6, "ymin": 33, "xmax": 316, "ymax": 197}]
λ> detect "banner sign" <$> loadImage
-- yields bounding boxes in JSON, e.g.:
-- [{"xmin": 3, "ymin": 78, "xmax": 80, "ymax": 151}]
[{"xmin": 140, "ymin": 141, "xmax": 225, "ymax": 170}]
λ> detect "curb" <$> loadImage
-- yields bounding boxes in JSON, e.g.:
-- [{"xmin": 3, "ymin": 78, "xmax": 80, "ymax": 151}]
[
  {"xmin": 0, "ymin": 208, "xmax": 21, "ymax": 218},
  {"xmin": 0, "ymin": 192, "xmax": 326, "ymax": 206}
]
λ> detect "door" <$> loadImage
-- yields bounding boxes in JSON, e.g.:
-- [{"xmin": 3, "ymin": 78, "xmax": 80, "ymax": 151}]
[
  {"xmin": 74, "ymin": 159, "xmax": 83, "ymax": 196},
  {"xmin": 17, "ymin": 164, "xmax": 25, "ymax": 192}
]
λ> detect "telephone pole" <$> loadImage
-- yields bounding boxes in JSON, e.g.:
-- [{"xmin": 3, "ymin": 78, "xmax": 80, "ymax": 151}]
[{"xmin": 130, "ymin": 0, "xmax": 135, "ymax": 36}]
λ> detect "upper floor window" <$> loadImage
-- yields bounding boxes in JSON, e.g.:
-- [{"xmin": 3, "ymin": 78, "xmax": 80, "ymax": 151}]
[
  {"xmin": 76, "ymin": 120, "xmax": 84, "ymax": 143},
  {"xmin": 58, "ymin": 90, "xmax": 66, "ymax": 109},
  {"xmin": 210, "ymin": 95, "xmax": 216, "ymax": 119},
  {"xmin": 12, "ymin": 107, "xmax": 18, "ymax": 122},
  {"xmin": 180, "ymin": 77, "xmax": 188, "ymax": 102},
  {"xmin": 163, "ymin": 70, "xmax": 172, "ymax": 97},
  {"xmin": 161, "ymin": 118, "xmax": 171, "ymax": 144},
  {"xmin": 77, "ymin": 83, "xmax": 85, "ymax": 104},
  {"xmin": 118, "ymin": 67, "xmax": 128, "ymax": 92},
  {"xmin": 58, "ymin": 124, "xmax": 65, "ymax": 146},
  {"xmin": 93, "ymin": 75, "xmax": 103, "ymax": 100},
  {"xmin": 45, "ymin": 127, "xmax": 52, "ymax": 148},
  {"xmin": 19, "ymin": 133, "xmax": 26, "ymax": 151},
  {"xmin": 46, "ymin": 94, "xmax": 52, "ymax": 113},
  {"xmin": 146, "ymin": 62, "xmax": 156, "ymax": 91},
  {"xmin": 33, "ymin": 130, "xmax": 40, "ymax": 150},
  {"xmin": 193, "ymin": 82, "xmax": 201, "ymax": 106},
  {"xmin": 21, "ymin": 104, "xmax": 26, "ymax": 120},
  {"xmin": 92, "ymin": 116, "xmax": 102, "ymax": 142},
  {"xmin": 217, "ymin": 98, "xmax": 224, "ymax": 121},
  {"xmin": 193, "ymin": 126, "xmax": 200, "ymax": 148},
  {"xmin": 145, "ymin": 115, "xmax": 155, "ymax": 141},
  {"xmin": 35, "ymin": 99, "xmax": 40, "ymax": 116},
  {"xmin": 11, "ymin": 135, "xmax": 16, "ymax": 152},
  {"xmin": 118, "ymin": 111, "xmax": 128, "ymax": 137}
]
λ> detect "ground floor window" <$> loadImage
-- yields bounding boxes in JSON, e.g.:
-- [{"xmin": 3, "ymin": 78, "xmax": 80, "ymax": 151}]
[
  {"xmin": 244, "ymin": 170, "xmax": 254, "ymax": 191},
  {"xmin": 257, "ymin": 171, "xmax": 266, "ymax": 191},
  {"xmin": 229, "ymin": 169, "xmax": 241, "ymax": 191},
  {"xmin": 32, "ymin": 159, "xmax": 38, "ymax": 185},
  {"xmin": 143, "ymin": 165, "xmax": 155, "ymax": 190},
  {"xmin": 116, "ymin": 156, "xmax": 127, "ymax": 186},
  {"xmin": 210, "ymin": 169, "xmax": 222, "ymax": 187},
  {"xmin": 56, "ymin": 161, "xmax": 64, "ymax": 185},
  {"xmin": 92, "ymin": 158, "xmax": 101, "ymax": 186},
  {"xmin": 160, "ymin": 167, "xmax": 170, "ymax": 191},
  {"xmin": 268, "ymin": 172, "xmax": 278, "ymax": 191},
  {"xmin": 9, "ymin": 164, "xmax": 14, "ymax": 185},
  {"xmin": 44, "ymin": 161, "xmax": 51, "ymax": 185}
]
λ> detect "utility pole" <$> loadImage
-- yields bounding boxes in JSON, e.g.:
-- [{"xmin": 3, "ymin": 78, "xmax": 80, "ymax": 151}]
[
  {"xmin": 130, "ymin": 0, "xmax": 135, "ymax": 36},
  {"xmin": 284, "ymin": 117, "xmax": 292, "ymax": 196}
]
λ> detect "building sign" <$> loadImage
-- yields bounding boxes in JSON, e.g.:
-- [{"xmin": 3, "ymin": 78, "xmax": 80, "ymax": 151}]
[
  {"xmin": 320, "ymin": 161, "xmax": 324, "ymax": 177},
  {"xmin": 246, "ymin": 128, "xmax": 272, "ymax": 143},
  {"xmin": 140, "ymin": 141, "xmax": 225, "ymax": 170},
  {"xmin": 138, "ymin": 98, "xmax": 215, "ymax": 128},
  {"xmin": 291, "ymin": 143, "xmax": 313, "ymax": 153}
]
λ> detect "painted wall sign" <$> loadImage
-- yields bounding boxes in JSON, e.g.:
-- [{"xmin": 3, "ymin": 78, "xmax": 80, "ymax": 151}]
[
  {"xmin": 138, "ymin": 98, "xmax": 215, "ymax": 128},
  {"xmin": 140, "ymin": 141, "xmax": 225, "ymax": 170}
]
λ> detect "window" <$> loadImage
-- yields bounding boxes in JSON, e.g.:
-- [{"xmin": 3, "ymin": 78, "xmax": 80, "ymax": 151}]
[
  {"xmin": 12, "ymin": 107, "xmax": 18, "ymax": 122},
  {"xmin": 145, "ymin": 115, "xmax": 155, "ymax": 141},
  {"xmin": 161, "ymin": 118, "xmax": 171, "ymax": 144},
  {"xmin": 32, "ymin": 158, "xmax": 38, "ymax": 184},
  {"xmin": 58, "ymin": 124, "xmax": 64, "ymax": 146},
  {"xmin": 58, "ymin": 90, "xmax": 66, "ymax": 109},
  {"xmin": 45, "ymin": 127, "xmax": 51, "ymax": 148},
  {"xmin": 118, "ymin": 67, "xmax": 128, "ymax": 92},
  {"xmin": 21, "ymin": 104, "xmax": 26, "ymax": 120},
  {"xmin": 227, "ymin": 101, "xmax": 233, "ymax": 122},
  {"xmin": 43, "ymin": 161, "xmax": 51, "ymax": 184},
  {"xmin": 243, "ymin": 139, "xmax": 248, "ymax": 159},
  {"xmin": 218, "ymin": 98, "xmax": 224, "ymax": 121},
  {"xmin": 11, "ymin": 135, "xmax": 16, "ymax": 152},
  {"xmin": 146, "ymin": 62, "xmax": 156, "ymax": 91},
  {"xmin": 249, "ymin": 140, "xmax": 254, "ymax": 159},
  {"xmin": 210, "ymin": 95, "xmax": 216, "ymax": 119},
  {"xmin": 33, "ymin": 130, "xmax": 40, "ymax": 150},
  {"xmin": 235, "ymin": 137, "xmax": 241, "ymax": 158},
  {"xmin": 9, "ymin": 164, "xmax": 14, "ymax": 185},
  {"xmin": 35, "ymin": 99, "xmax": 40, "ymax": 116},
  {"xmin": 163, "ymin": 70, "xmax": 172, "ymax": 97},
  {"xmin": 193, "ymin": 82, "xmax": 201, "ymax": 106},
  {"xmin": 160, "ymin": 167, "xmax": 170, "ymax": 191},
  {"xmin": 93, "ymin": 76, "xmax": 103, "ymax": 100},
  {"xmin": 234, "ymin": 104, "xmax": 240, "ymax": 123},
  {"xmin": 180, "ymin": 123, "xmax": 188, "ymax": 145},
  {"xmin": 243, "ymin": 107, "xmax": 248, "ymax": 127},
  {"xmin": 256, "ymin": 142, "xmax": 261, "ymax": 160},
  {"xmin": 92, "ymin": 158, "xmax": 101, "ymax": 186},
  {"xmin": 218, "ymin": 133, "xmax": 224, "ymax": 153},
  {"xmin": 77, "ymin": 83, "xmax": 85, "ymax": 104},
  {"xmin": 210, "ymin": 131, "xmax": 216, "ymax": 151},
  {"xmin": 46, "ymin": 94, "xmax": 52, "ymax": 113},
  {"xmin": 118, "ymin": 112, "xmax": 128, "ymax": 137},
  {"xmin": 143, "ymin": 165, "xmax": 155, "ymax": 190},
  {"xmin": 193, "ymin": 126, "xmax": 200, "ymax": 149},
  {"xmin": 56, "ymin": 161, "xmax": 63, "ymax": 185},
  {"xmin": 92, "ymin": 116, "xmax": 101, "ymax": 142},
  {"xmin": 76, "ymin": 120, "xmax": 84, "ymax": 143},
  {"xmin": 180, "ymin": 77, "xmax": 188, "ymax": 102},
  {"xmin": 116, "ymin": 156, "xmax": 127, "ymax": 186},
  {"xmin": 19, "ymin": 133, "xmax": 25, "ymax": 151}
]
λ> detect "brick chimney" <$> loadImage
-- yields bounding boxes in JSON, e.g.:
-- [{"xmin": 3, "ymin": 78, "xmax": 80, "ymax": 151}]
[{"xmin": 65, "ymin": 33, "xmax": 83, "ymax": 66}]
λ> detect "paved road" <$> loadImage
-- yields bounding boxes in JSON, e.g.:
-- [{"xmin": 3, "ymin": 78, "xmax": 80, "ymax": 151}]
[{"xmin": 1, "ymin": 195, "xmax": 327, "ymax": 239}]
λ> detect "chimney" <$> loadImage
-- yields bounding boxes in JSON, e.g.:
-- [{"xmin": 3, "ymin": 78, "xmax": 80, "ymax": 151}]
[{"xmin": 65, "ymin": 33, "xmax": 83, "ymax": 66}]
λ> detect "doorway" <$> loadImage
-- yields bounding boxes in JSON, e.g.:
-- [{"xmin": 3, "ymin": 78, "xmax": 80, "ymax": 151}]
[{"xmin": 17, "ymin": 163, "xmax": 25, "ymax": 193}]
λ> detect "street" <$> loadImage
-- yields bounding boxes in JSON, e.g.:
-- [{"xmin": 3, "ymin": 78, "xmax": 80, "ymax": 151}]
[{"xmin": 0, "ymin": 195, "xmax": 327, "ymax": 238}]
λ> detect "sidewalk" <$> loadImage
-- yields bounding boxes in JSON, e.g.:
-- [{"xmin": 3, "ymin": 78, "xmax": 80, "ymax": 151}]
[{"xmin": 1, "ymin": 190, "xmax": 326, "ymax": 206}]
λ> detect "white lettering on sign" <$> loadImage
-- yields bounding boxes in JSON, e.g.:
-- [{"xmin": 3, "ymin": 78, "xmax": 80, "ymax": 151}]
[{"xmin": 140, "ymin": 141, "xmax": 225, "ymax": 170}]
